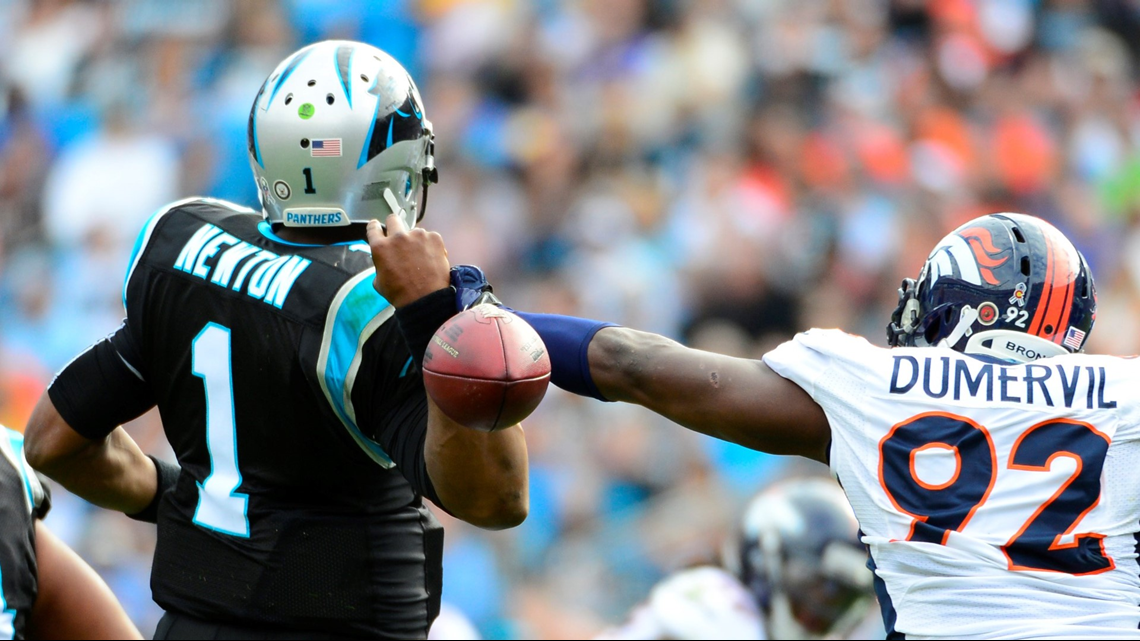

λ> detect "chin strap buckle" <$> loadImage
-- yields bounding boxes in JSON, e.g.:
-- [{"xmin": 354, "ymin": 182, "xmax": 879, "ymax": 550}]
[{"xmin": 887, "ymin": 278, "xmax": 921, "ymax": 347}]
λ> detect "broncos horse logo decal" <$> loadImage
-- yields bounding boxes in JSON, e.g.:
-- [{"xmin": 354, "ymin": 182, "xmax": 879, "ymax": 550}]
[{"xmin": 926, "ymin": 226, "xmax": 1010, "ymax": 288}]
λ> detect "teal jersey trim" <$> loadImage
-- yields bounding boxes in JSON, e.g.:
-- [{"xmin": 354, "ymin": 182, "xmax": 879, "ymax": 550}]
[
  {"xmin": 256, "ymin": 221, "xmax": 367, "ymax": 252},
  {"xmin": 317, "ymin": 271, "xmax": 395, "ymax": 467},
  {"xmin": 123, "ymin": 202, "xmax": 181, "ymax": 308}
]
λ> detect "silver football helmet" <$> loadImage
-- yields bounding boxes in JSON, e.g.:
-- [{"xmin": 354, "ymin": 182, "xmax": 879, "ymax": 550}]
[{"xmin": 247, "ymin": 40, "xmax": 437, "ymax": 229}]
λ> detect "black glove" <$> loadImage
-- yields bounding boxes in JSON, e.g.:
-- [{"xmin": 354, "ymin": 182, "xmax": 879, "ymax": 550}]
[{"xmin": 126, "ymin": 455, "xmax": 180, "ymax": 524}]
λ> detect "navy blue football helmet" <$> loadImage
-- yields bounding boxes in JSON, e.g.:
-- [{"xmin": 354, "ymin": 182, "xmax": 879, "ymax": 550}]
[
  {"xmin": 888, "ymin": 213, "xmax": 1096, "ymax": 362},
  {"xmin": 725, "ymin": 478, "xmax": 874, "ymax": 639}
]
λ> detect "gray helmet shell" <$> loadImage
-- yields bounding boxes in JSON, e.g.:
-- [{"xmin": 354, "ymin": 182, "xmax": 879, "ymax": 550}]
[{"xmin": 248, "ymin": 40, "xmax": 436, "ymax": 228}]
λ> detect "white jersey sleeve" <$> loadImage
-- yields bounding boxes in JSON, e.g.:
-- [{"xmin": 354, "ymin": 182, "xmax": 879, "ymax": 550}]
[{"xmin": 763, "ymin": 329, "xmax": 1140, "ymax": 640}]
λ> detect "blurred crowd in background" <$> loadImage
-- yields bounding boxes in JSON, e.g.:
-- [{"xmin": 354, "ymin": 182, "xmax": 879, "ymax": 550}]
[{"xmin": 2, "ymin": 0, "xmax": 1140, "ymax": 638}]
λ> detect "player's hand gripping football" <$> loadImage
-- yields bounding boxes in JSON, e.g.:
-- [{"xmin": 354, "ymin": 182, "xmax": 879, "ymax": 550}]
[{"xmin": 367, "ymin": 201, "xmax": 450, "ymax": 308}]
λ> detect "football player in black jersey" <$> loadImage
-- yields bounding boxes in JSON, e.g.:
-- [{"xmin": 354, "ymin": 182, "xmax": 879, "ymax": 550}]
[
  {"xmin": 24, "ymin": 41, "xmax": 529, "ymax": 640},
  {"xmin": 0, "ymin": 424, "xmax": 140, "ymax": 639}
]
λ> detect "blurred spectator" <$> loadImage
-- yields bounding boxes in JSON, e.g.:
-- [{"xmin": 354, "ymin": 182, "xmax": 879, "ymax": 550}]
[{"xmin": 4, "ymin": 1, "xmax": 1140, "ymax": 638}]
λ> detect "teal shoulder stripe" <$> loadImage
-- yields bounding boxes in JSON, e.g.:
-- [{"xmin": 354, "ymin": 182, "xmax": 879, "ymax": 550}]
[
  {"xmin": 317, "ymin": 271, "xmax": 396, "ymax": 467},
  {"xmin": 123, "ymin": 199, "xmax": 195, "ymax": 308}
]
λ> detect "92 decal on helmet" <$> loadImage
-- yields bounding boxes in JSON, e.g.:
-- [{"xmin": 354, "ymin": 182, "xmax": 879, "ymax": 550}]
[{"xmin": 888, "ymin": 213, "xmax": 1096, "ymax": 363}]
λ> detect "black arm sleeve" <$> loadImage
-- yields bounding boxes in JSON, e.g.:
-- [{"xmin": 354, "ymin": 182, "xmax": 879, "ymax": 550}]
[
  {"xmin": 125, "ymin": 455, "xmax": 180, "ymax": 524},
  {"xmin": 351, "ymin": 320, "xmax": 441, "ymax": 507},
  {"xmin": 47, "ymin": 323, "xmax": 157, "ymax": 441}
]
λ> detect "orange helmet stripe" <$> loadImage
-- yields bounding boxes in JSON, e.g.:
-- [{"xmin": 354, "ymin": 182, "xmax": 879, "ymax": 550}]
[
  {"xmin": 1029, "ymin": 222, "xmax": 1080, "ymax": 344},
  {"xmin": 1028, "ymin": 229, "xmax": 1055, "ymax": 336}
]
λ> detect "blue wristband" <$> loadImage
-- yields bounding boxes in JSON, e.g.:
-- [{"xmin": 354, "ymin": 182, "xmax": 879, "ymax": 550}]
[{"xmin": 510, "ymin": 310, "xmax": 616, "ymax": 402}]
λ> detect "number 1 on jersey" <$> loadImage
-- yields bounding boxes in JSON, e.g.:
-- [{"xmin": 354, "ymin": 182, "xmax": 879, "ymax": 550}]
[{"xmin": 191, "ymin": 323, "xmax": 250, "ymax": 537}]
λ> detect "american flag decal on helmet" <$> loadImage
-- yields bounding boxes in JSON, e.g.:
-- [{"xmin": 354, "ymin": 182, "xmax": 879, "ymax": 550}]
[
  {"xmin": 311, "ymin": 138, "xmax": 342, "ymax": 157},
  {"xmin": 1063, "ymin": 326, "xmax": 1086, "ymax": 350}
]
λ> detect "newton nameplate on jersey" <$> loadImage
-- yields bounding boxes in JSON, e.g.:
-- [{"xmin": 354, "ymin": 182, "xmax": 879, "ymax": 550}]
[
  {"xmin": 889, "ymin": 353, "xmax": 1118, "ymax": 409},
  {"xmin": 173, "ymin": 222, "xmax": 313, "ymax": 309}
]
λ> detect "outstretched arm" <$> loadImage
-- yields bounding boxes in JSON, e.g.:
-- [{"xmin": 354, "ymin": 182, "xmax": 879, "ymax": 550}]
[
  {"xmin": 28, "ymin": 521, "xmax": 142, "ymax": 640},
  {"xmin": 587, "ymin": 327, "xmax": 831, "ymax": 462},
  {"xmin": 368, "ymin": 214, "xmax": 528, "ymax": 530}
]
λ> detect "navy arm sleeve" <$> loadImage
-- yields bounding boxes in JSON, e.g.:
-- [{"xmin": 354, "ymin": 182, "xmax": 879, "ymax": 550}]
[
  {"xmin": 47, "ymin": 323, "xmax": 157, "ymax": 441},
  {"xmin": 351, "ymin": 320, "xmax": 441, "ymax": 507},
  {"xmin": 510, "ymin": 310, "xmax": 616, "ymax": 401}
]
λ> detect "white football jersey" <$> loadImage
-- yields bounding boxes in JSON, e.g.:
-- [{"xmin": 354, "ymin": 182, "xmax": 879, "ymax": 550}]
[
  {"xmin": 764, "ymin": 329, "xmax": 1140, "ymax": 640},
  {"xmin": 594, "ymin": 566, "xmax": 766, "ymax": 640}
]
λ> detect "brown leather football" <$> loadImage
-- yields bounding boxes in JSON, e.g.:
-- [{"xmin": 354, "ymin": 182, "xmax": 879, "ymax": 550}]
[{"xmin": 422, "ymin": 305, "xmax": 551, "ymax": 431}]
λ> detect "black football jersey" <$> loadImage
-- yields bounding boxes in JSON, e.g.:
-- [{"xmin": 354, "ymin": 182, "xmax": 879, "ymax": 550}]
[
  {"xmin": 87, "ymin": 198, "xmax": 442, "ymax": 637},
  {"xmin": 0, "ymin": 427, "xmax": 50, "ymax": 640}
]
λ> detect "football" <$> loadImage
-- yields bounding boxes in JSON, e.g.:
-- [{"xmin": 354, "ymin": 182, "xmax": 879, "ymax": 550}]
[{"xmin": 422, "ymin": 304, "xmax": 552, "ymax": 432}]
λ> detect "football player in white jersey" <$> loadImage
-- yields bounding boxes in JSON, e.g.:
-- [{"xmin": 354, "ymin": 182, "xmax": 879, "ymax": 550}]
[
  {"xmin": 596, "ymin": 478, "xmax": 878, "ymax": 640},
  {"xmin": 369, "ymin": 211, "xmax": 1138, "ymax": 639}
]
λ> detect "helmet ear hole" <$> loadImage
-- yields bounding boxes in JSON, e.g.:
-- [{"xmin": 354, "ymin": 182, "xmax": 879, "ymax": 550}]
[
  {"xmin": 326, "ymin": 93, "xmax": 335, "ymax": 105},
  {"xmin": 1020, "ymin": 257, "xmax": 1030, "ymax": 276},
  {"xmin": 285, "ymin": 93, "xmax": 293, "ymax": 105}
]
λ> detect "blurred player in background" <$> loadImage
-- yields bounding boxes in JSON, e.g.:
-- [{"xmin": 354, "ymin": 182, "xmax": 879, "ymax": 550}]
[
  {"xmin": 378, "ymin": 211, "xmax": 1140, "ymax": 638},
  {"xmin": 22, "ymin": 41, "xmax": 530, "ymax": 640},
  {"xmin": 0, "ymin": 424, "xmax": 140, "ymax": 639},
  {"xmin": 428, "ymin": 603, "xmax": 483, "ymax": 641},
  {"xmin": 595, "ymin": 478, "xmax": 877, "ymax": 640}
]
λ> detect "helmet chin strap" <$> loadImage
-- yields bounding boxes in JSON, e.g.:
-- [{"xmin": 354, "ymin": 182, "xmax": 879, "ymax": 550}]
[
  {"xmin": 941, "ymin": 305, "xmax": 979, "ymax": 349},
  {"xmin": 958, "ymin": 330, "xmax": 1069, "ymax": 363},
  {"xmin": 935, "ymin": 306, "xmax": 1071, "ymax": 363}
]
